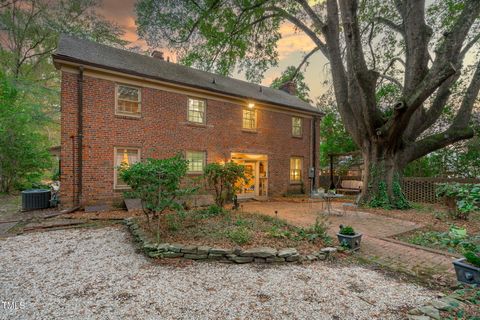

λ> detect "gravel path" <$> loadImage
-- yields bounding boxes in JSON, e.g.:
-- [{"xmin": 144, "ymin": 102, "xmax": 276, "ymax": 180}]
[{"xmin": 0, "ymin": 226, "xmax": 439, "ymax": 319}]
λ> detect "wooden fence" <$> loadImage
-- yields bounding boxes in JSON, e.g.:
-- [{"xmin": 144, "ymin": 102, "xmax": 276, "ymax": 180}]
[{"xmin": 319, "ymin": 175, "xmax": 480, "ymax": 203}]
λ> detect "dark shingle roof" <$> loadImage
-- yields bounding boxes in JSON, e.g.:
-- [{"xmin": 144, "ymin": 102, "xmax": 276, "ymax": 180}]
[{"xmin": 53, "ymin": 35, "xmax": 321, "ymax": 114}]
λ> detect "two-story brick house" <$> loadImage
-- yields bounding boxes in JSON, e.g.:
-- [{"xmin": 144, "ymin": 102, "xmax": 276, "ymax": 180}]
[{"xmin": 52, "ymin": 35, "xmax": 323, "ymax": 208}]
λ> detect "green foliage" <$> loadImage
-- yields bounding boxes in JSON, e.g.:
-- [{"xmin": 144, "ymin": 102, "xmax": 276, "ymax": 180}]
[
  {"xmin": 339, "ymin": 225, "xmax": 356, "ymax": 236},
  {"xmin": 270, "ymin": 66, "xmax": 311, "ymax": 102},
  {"xmin": 436, "ymin": 183, "xmax": 480, "ymax": 219},
  {"xmin": 227, "ymin": 226, "xmax": 251, "ymax": 245},
  {"xmin": 120, "ymin": 155, "xmax": 197, "ymax": 223},
  {"xmin": 0, "ymin": 72, "xmax": 52, "ymax": 192},
  {"xmin": 318, "ymin": 105, "xmax": 357, "ymax": 168},
  {"xmin": 464, "ymin": 251, "xmax": 480, "ymax": 268},
  {"xmin": 195, "ymin": 204, "xmax": 226, "ymax": 218},
  {"xmin": 404, "ymin": 132, "xmax": 480, "ymax": 179},
  {"xmin": 407, "ymin": 225, "xmax": 479, "ymax": 256},
  {"xmin": 136, "ymin": 0, "xmax": 281, "ymax": 82},
  {"xmin": 367, "ymin": 165, "xmax": 411, "ymax": 210},
  {"xmin": 298, "ymin": 217, "xmax": 332, "ymax": 243},
  {"xmin": 203, "ymin": 161, "xmax": 248, "ymax": 207}
]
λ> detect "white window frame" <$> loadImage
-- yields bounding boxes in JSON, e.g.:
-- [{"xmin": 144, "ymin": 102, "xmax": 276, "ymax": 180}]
[
  {"xmin": 242, "ymin": 109, "xmax": 257, "ymax": 130},
  {"xmin": 186, "ymin": 150, "xmax": 206, "ymax": 174},
  {"xmin": 290, "ymin": 157, "xmax": 303, "ymax": 183},
  {"xmin": 292, "ymin": 116, "xmax": 303, "ymax": 137},
  {"xmin": 187, "ymin": 97, "xmax": 207, "ymax": 124},
  {"xmin": 114, "ymin": 147, "xmax": 141, "ymax": 189},
  {"xmin": 115, "ymin": 84, "xmax": 142, "ymax": 117}
]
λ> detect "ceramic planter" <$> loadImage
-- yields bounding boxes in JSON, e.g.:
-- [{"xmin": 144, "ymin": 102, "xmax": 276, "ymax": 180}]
[
  {"xmin": 453, "ymin": 258, "xmax": 480, "ymax": 285},
  {"xmin": 337, "ymin": 233, "xmax": 362, "ymax": 251}
]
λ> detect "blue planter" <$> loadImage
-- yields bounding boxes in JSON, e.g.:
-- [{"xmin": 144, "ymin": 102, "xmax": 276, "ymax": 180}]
[
  {"xmin": 453, "ymin": 258, "xmax": 480, "ymax": 285},
  {"xmin": 337, "ymin": 233, "xmax": 362, "ymax": 251}
]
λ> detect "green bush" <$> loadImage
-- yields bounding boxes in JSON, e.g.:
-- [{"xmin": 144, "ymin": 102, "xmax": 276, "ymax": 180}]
[
  {"xmin": 195, "ymin": 204, "xmax": 226, "ymax": 218},
  {"xmin": 203, "ymin": 161, "xmax": 248, "ymax": 207},
  {"xmin": 296, "ymin": 217, "xmax": 331, "ymax": 243},
  {"xmin": 339, "ymin": 225, "xmax": 356, "ymax": 235},
  {"xmin": 0, "ymin": 72, "xmax": 52, "ymax": 193},
  {"xmin": 120, "ymin": 155, "xmax": 197, "ymax": 239},
  {"xmin": 436, "ymin": 183, "xmax": 480, "ymax": 219},
  {"xmin": 227, "ymin": 226, "xmax": 251, "ymax": 245}
]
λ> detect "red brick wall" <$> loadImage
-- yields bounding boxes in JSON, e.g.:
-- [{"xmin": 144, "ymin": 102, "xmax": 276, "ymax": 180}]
[{"xmin": 60, "ymin": 71, "xmax": 320, "ymax": 207}]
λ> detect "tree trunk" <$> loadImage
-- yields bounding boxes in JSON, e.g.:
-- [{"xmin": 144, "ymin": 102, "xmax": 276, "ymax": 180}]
[{"xmin": 360, "ymin": 144, "xmax": 411, "ymax": 209}]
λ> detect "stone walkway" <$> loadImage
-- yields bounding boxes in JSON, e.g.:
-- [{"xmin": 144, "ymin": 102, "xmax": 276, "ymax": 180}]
[{"xmin": 242, "ymin": 201, "xmax": 456, "ymax": 284}]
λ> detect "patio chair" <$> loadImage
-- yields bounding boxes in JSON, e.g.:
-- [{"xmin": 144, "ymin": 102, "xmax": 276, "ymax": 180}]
[
  {"xmin": 342, "ymin": 193, "xmax": 361, "ymax": 216},
  {"xmin": 309, "ymin": 189, "xmax": 325, "ymax": 210}
]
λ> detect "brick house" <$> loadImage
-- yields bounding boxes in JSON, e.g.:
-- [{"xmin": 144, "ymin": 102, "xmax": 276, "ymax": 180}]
[{"xmin": 52, "ymin": 35, "xmax": 323, "ymax": 208}]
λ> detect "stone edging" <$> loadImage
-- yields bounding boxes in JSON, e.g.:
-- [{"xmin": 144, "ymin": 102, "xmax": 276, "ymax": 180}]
[
  {"xmin": 381, "ymin": 237, "xmax": 462, "ymax": 259},
  {"xmin": 124, "ymin": 218, "xmax": 337, "ymax": 264},
  {"xmin": 408, "ymin": 293, "xmax": 467, "ymax": 320}
]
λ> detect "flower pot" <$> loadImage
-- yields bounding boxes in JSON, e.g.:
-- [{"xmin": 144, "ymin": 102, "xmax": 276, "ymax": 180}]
[
  {"xmin": 452, "ymin": 258, "xmax": 480, "ymax": 285},
  {"xmin": 337, "ymin": 233, "xmax": 362, "ymax": 251}
]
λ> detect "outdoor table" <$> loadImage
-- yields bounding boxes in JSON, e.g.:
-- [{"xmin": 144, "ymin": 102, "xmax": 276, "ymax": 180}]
[{"xmin": 322, "ymin": 193, "xmax": 344, "ymax": 215}]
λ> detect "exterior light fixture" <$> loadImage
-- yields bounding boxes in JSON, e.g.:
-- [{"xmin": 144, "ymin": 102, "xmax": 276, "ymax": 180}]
[{"xmin": 248, "ymin": 102, "xmax": 255, "ymax": 109}]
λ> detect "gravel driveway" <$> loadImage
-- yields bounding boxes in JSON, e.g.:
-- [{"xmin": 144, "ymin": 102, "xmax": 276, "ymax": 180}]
[{"xmin": 0, "ymin": 226, "xmax": 438, "ymax": 319}]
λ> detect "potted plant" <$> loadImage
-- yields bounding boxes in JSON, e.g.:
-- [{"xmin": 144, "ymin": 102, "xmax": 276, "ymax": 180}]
[
  {"xmin": 453, "ymin": 251, "xmax": 480, "ymax": 285},
  {"xmin": 337, "ymin": 225, "xmax": 362, "ymax": 251}
]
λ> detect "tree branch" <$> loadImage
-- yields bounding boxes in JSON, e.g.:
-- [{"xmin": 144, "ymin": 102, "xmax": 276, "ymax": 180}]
[
  {"xmin": 290, "ymin": 46, "xmax": 320, "ymax": 80},
  {"xmin": 294, "ymin": 0, "xmax": 326, "ymax": 31},
  {"xmin": 266, "ymin": 6, "xmax": 329, "ymax": 59},
  {"xmin": 374, "ymin": 17, "xmax": 404, "ymax": 35}
]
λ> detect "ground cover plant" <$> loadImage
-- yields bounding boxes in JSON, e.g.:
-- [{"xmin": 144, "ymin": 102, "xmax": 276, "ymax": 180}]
[
  {"xmin": 136, "ymin": 207, "xmax": 331, "ymax": 254},
  {"xmin": 436, "ymin": 183, "xmax": 480, "ymax": 220},
  {"xmin": 398, "ymin": 225, "xmax": 480, "ymax": 257}
]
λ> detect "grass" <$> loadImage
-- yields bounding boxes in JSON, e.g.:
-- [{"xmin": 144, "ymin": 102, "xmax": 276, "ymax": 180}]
[{"xmin": 137, "ymin": 207, "xmax": 330, "ymax": 253}]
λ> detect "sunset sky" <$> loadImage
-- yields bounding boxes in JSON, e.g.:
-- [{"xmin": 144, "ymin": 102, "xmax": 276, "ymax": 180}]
[{"xmin": 98, "ymin": 0, "xmax": 330, "ymax": 100}]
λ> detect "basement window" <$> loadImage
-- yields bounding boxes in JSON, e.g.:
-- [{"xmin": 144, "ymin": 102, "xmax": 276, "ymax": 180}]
[
  {"xmin": 114, "ymin": 147, "xmax": 140, "ymax": 189},
  {"xmin": 116, "ymin": 84, "xmax": 141, "ymax": 117}
]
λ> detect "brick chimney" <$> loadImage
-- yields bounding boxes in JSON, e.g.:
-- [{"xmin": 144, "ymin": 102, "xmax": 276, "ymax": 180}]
[
  {"xmin": 279, "ymin": 80, "xmax": 296, "ymax": 96},
  {"xmin": 151, "ymin": 50, "xmax": 164, "ymax": 60}
]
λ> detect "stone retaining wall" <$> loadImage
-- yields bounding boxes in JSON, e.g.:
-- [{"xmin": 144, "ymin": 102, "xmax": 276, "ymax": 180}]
[{"xmin": 125, "ymin": 218, "xmax": 336, "ymax": 264}]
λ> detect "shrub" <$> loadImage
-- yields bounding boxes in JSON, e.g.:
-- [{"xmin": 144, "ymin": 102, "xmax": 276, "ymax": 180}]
[
  {"xmin": 120, "ymin": 155, "xmax": 197, "ymax": 239},
  {"xmin": 436, "ymin": 183, "xmax": 480, "ymax": 219},
  {"xmin": 339, "ymin": 225, "xmax": 356, "ymax": 235},
  {"xmin": 227, "ymin": 226, "xmax": 251, "ymax": 244},
  {"xmin": 203, "ymin": 161, "xmax": 248, "ymax": 207},
  {"xmin": 195, "ymin": 204, "xmax": 226, "ymax": 218},
  {"xmin": 296, "ymin": 217, "xmax": 331, "ymax": 243},
  {"xmin": 464, "ymin": 251, "xmax": 480, "ymax": 268}
]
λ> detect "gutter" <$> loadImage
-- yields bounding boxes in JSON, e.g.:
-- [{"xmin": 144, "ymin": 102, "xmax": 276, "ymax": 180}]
[{"xmin": 76, "ymin": 66, "xmax": 84, "ymax": 206}]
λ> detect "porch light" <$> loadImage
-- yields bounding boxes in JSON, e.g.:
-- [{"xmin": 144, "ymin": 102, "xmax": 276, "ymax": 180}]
[{"xmin": 247, "ymin": 102, "xmax": 255, "ymax": 109}]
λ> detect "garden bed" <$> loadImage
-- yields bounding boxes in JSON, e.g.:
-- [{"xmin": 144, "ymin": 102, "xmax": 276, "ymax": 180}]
[
  {"xmin": 126, "ymin": 207, "xmax": 333, "ymax": 263},
  {"xmin": 394, "ymin": 226, "xmax": 479, "ymax": 257}
]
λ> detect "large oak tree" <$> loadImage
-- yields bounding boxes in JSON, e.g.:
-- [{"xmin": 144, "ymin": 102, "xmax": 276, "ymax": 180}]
[{"xmin": 136, "ymin": 0, "xmax": 480, "ymax": 208}]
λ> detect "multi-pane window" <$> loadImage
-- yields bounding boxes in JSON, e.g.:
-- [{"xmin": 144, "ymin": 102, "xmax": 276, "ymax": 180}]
[
  {"xmin": 243, "ymin": 109, "xmax": 256, "ymax": 130},
  {"xmin": 188, "ymin": 98, "xmax": 206, "ymax": 124},
  {"xmin": 186, "ymin": 151, "xmax": 206, "ymax": 173},
  {"xmin": 114, "ymin": 148, "xmax": 140, "ymax": 188},
  {"xmin": 290, "ymin": 157, "xmax": 303, "ymax": 183},
  {"xmin": 116, "ymin": 84, "xmax": 141, "ymax": 116},
  {"xmin": 292, "ymin": 117, "xmax": 303, "ymax": 137}
]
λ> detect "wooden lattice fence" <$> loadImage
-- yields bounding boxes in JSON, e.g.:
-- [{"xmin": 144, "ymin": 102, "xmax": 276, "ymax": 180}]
[
  {"xmin": 319, "ymin": 175, "xmax": 479, "ymax": 204},
  {"xmin": 401, "ymin": 177, "xmax": 480, "ymax": 203}
]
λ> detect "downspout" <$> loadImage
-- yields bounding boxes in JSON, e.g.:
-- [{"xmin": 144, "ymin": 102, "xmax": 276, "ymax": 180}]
[
  {"xmin": 76, "ymin": 66, "xmax": 84, "ymax": 206},
  {"xmin": 311, "ymin": 116, "xmax": 318, "ymax": 193}
]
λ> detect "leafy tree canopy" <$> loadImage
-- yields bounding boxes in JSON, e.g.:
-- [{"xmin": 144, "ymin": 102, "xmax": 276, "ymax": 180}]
[{"xmin": 270, "ymin": 66, "xmax": 311, "ymax": 102}]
